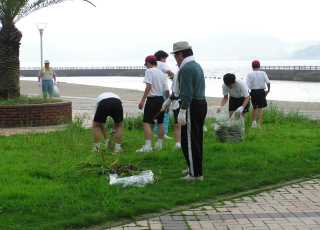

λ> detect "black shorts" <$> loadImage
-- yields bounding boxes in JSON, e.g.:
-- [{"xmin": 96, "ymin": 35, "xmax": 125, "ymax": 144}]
[
  {"xmin": 250, "ymin": 89, "xmax": 267, "ymax": 109},
  {"xmin": 173, "ymin": 108, "xmax": 180, "ymax": 124},
  {"xmin": 143, "ymin": 96, "xmax": 164, "ymax": 124},
  {"xmin": 229, "ymin": 97, "xmax": 250, "ymax": 113},
  {"xmin": 93, "ymin": 98, "xmax": 123, "ymax": 123}
]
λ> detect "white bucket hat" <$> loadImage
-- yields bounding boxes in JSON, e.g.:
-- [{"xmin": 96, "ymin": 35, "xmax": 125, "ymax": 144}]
[
  {"xmin": 44, "ymin": 60, "xmax": 50, "ymax": 64},
  {"xmin": 171, "ymin": 41, "xmax": 192, "ymax": 54}
]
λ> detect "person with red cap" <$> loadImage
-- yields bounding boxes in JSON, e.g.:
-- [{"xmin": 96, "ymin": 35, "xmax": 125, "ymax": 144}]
[
  {"xmin": 246, "ymin": 60, "xmax": 271, "ymax": 128},
  {"xmin": 137, "ymin": 55, "xmax": 169, "ymax": 153}
]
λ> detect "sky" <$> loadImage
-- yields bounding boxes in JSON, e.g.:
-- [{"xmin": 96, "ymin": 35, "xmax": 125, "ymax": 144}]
[{"xmin": 15, "ymin": 0, "xmax": 320, "ymax": 66}]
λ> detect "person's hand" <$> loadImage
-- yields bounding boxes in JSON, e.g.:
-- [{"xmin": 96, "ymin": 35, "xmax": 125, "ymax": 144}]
[
  {"xmin": 178, "ymin": 109, "xmax": 187, "ymax": 126},
  {"xmin": 235, "ymin": 106, "xmax": 244, "ymax": 114},
  {"xmin": 161, "ymin": 98, "xmax": 171, "ymax": 112},
  {"xmin": 265, "ymin": 91, "xmax": 269, "ymax": 97},
  {"xmin": 138, "ymin": 100, "xmax": 145, "ymax": 110}
]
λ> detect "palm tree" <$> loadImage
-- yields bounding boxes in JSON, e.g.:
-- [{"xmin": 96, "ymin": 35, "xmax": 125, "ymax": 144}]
[{"xmin": 0, "ymin": 0, "xmax": 95, "ymax": 99}]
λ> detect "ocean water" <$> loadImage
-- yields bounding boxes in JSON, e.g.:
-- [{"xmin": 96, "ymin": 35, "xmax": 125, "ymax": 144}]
[{"xmin": 21, "ymin": 60, "xmax": 320, "ymax": 102}]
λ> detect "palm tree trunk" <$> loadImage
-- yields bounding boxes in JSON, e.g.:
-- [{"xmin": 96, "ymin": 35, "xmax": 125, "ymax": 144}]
[{"xmin": 0, "ymin": 23, "xmax": 22, "ymax": 99}]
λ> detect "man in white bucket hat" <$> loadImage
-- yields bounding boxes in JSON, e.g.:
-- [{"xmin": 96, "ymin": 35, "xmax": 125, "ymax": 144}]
[{"xmin": 171, "ymin": 41, "xmax": 207, "ymax": 181}]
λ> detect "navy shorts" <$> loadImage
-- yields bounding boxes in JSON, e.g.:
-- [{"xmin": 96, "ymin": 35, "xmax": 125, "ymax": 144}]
[
  {"xmin": 94, "ymin": 98, "xmax": 123, "ymax": 123},
  {"xmin": 143, "ymin": 96, "xmax": 164, "ymax": 124},
  {"xmin": 229, "ymin": 97, "xmax": 250, "ymax": 113},
  {"xmin": 250, "ymin": 89, "xmax": 267, "ymax": 109}
]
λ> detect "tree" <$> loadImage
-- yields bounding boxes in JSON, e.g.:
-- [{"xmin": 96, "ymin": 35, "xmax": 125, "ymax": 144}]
[{"xmin": 0, "ymin": 0, "xmax": 95, "ymax": 99}]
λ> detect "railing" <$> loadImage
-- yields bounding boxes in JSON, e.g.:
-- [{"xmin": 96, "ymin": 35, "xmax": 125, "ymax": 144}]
[
  {"xmin": 261, "ymin": 66, "xmax": 320, "ymax": 71},
  {"xmin": 21, "ymin": 66, "xmax": 146, "ymax": 71}
]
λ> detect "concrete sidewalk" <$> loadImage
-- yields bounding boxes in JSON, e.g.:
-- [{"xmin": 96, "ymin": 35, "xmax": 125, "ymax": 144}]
[{"xmin": 107, "ymin": 178, "xmax": 320, "ymax": 230}]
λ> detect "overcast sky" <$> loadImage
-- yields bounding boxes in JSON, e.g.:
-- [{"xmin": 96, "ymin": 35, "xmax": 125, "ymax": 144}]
[{"xmin": 16, "ymin": 0, "xmax": 320, "ymax": 66}]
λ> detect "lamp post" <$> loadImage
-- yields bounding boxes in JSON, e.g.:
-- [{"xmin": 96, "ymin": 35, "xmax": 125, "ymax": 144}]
[{"xmin": 36, "ymin": 23, "xmax": 47, "ymax": 69}]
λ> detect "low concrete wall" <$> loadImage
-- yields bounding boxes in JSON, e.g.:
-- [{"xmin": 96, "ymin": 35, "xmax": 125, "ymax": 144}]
[
  {"xmin": 21, "ymin": 68, "xmax": 145, "ymax": 77},
  {"xmin": 264, "ymin": 70, "xmax": 320, "ymax": 82},
  {"xmin": 0, "ymin": 101, "xmax": 72, "ymax": 128}
]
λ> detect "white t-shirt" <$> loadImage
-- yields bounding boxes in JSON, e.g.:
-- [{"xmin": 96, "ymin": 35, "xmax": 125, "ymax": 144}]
[
  {"xmin": 222, "ymin": 80, "xmax": 249, "ymax": 98},
  {"xmin": 144, "ymin": 67, "xmax": 169, "ymax": 97},
  {"xmin": 39, "ymin": 68, "xmax": 55, "ymax": 80},
  {"xmin": 157, "ymin": 61, "xmax": 171, "ymax": 73},
  {"xmin": 246, "ymin": 70, "xmax": 270, "ymax": 90},
  {"xmin": 96, "ymin": 92, "xmax": 120, "ymax": 104}
]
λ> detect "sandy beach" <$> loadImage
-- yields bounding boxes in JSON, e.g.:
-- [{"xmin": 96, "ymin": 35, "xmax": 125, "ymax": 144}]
[{"xmin": 20, "ymin": 80, "xmax": 320, "ymax": 118}]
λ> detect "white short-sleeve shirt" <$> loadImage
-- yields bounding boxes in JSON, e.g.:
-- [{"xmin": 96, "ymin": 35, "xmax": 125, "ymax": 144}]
[
  {"xmin": 157, "ymin": 61, "xmax": 171, "ymax": 73},
  {"xmin": 144, "ymin": 67, "xmax": 169, "ymax": 97},
  {"xmin": 96, "ymin": 92, "xmax": 120, "ymax": 104},
  {"xmin": 222, "ymin": 80, "xmax": 249, "ymax": 98},
  {"xmin": 246, "ymin": 70, "xmax": 270, "ymax": 90},
  {"xmin": 39, "ymin": 68, "xmax": 55, "ymax": 80}
]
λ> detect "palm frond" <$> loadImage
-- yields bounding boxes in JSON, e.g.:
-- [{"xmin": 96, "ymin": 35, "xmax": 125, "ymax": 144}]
[{"xmin": 14, "ymin": 0, "xmax": 95, "ymax": 23}]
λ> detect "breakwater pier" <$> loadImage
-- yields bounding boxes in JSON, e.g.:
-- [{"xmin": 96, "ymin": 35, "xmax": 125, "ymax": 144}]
[
  {"xmin": 261, "ymin": 66, "xmax": 320, "ymax": 82},
  {"xmin": 21, "ymin": 65, "xmax": 320, "ymax": 82}
]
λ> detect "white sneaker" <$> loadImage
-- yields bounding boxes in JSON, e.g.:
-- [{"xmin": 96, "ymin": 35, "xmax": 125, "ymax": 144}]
[
  {"xmin": 113, "ymin": 146, "xmax": 123, "ymax": 154},
  {"xmin": 164, "ymin": 135, "xmax": 173, "ymax": 140},
  {"xmin": 251, "ymin": 121, "xmax": 257, "ymax": 128},
  {"xmin": 136, "ymin": 145, "xmax": 153, "ymax": 153},
  {"xmin": 154, "ymin": 142, "xmax": 163, "ymax": 150},
  {"xmin": 181, "ymin": 175, "xmax": 204, "ymax": 181},
  {"xmin": 175, "ymin": 143, "xmax": 181, "ymax": 149}
]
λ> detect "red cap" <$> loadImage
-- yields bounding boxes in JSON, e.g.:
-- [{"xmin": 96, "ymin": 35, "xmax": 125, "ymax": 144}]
[
  {"xmin": 252, "ymin": 60, "xmax": 260, "ymax": 69},
  {"xmin": 145, "ymin": 55, "xmax": 157, "ymax": 64}
]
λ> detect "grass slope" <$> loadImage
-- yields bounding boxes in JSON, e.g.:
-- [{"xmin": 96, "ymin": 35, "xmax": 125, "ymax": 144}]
[{"xmin": 0, "ymin": 108, "xmax": 319, "ymax": 229}]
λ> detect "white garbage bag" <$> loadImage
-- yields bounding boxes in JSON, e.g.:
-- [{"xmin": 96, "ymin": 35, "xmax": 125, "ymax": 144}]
[
  {"xmin": 109, "ymin": 170, "xmax": 154, "ymax": 187},
  {"xmin": 214, "ymin": 109, "xmax": 245, "ymax": 142},
  {"xmin": 52, "ymin": 84, "xmax": 60, "ymax": 97}
]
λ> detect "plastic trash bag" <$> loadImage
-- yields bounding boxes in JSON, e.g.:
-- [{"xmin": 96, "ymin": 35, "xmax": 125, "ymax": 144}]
[
  {"xmin": 52, "ymin": 84, "xmax": 60, "ymax": 97},
  {"xmin": 214, "ymin": 109, "xmax": 245, "ymax": 143},
  {"xmin": 109, "ymin": 170, "xmax": 154, "ymax": 187}
]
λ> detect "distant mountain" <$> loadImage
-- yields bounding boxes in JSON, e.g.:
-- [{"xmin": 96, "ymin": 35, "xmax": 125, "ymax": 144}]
[{"xmin": 290, "ymin": 44, "xmax": 320, "ymax": 59}]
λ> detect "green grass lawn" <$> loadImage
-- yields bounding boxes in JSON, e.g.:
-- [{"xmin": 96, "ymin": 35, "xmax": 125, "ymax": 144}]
[
  {"xmin": 0, "ymin": 108, "xmax": 320, "ymax": 230},
  {"xmin": 0, "ymin": 96, "xmax": 62, "ymax": 105}
]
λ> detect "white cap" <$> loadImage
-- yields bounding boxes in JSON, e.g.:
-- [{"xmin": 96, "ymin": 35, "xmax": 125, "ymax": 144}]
[{"xmin": 44, "ymin": 60, "xmax": 50, "ymax": 64}]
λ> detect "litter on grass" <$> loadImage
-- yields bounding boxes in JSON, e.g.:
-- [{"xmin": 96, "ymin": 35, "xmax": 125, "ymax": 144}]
[{"xmin": 109, "ymin": 170, "xmax": 154, "ymax": 187}]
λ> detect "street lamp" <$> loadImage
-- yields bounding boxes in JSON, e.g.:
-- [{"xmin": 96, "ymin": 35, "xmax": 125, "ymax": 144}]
[{"xmin": 36, "ymin": 23, "xmax": 47, "ymax": 69}]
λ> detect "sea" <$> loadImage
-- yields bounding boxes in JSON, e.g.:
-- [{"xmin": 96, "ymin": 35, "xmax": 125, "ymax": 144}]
[{"xmin": 21, "ymin": 60, "xmax": 320, "ymax": 103}]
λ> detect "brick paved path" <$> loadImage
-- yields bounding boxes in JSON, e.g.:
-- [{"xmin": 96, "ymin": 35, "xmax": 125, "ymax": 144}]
[{"xmin": 109, "ymin": 179, "xmax": 320, "ymax": 230}]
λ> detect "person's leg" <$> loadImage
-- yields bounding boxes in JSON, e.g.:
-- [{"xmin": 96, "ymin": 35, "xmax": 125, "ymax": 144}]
[
  {"xmin": 42, "ymin": 80, "xmax": 48, "ymax": 98},
  {"xmin": 48, "ymin": 80, "xmax": 54, "ymax": 98},
  {"xmin": 174, "ymin": 123, "xmax": 181, "ymax": 148},
  {"xmin": 163, "ymin": 112, "xmax": 169, "ymax": 135},
  {"xmin": 258, "ymin": 108, "xmax": 263, "ymax": 127},
  {"xmin": 143, "ymin": 122, "xmax": 153, "ymax": 148},
  {"xmin": 92, "ymin": 121, "xmax": 106, "ymax": 152},
  {"xmin": 113, "ymin": 122, "xmax": 123, "ymax": 152},
  {"xmin": 189, "ymin": 100, "xmax": 207, "ymax": 178}
]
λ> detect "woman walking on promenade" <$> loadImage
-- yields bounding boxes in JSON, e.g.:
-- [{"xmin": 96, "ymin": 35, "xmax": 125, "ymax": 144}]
[
  {"xmin": 38, "ymin": 60, "xmax": 56, "ymax": 98},
  {"xmin": 246, "ymin": 60, "xmax": 271, "ymax": 128}
]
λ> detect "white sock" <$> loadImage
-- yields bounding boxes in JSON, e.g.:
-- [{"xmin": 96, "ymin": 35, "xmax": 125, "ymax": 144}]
[
  {"xmin": 93, "ymin": 143, "xmax": 100, "ymax": 150},
  {"xmin": 115, "ymin": 143, "xmax": 122, "ymax": 151},
  {"xmin": 145, "ymin": 140, "xmax": 152, "ymax": 147},
  {"xmin": 157, "ymin": 139, "xmax": 163, "ymax": 145},
  {"xmin": 176, "ymin": 142, "xmax": 181, "ymax": 148}
]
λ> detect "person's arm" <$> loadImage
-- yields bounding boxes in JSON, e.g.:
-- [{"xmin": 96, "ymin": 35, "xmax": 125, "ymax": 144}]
[
  {"xmin": 166, "ymin": 70, "xmax": 175, "ymax": 79},
  {"xmin": 138, "ymin": 84, "xmax": 151, "ymax": 110},
  {"xmin": 264, "ymin": 72, "xmax": 271, "ymax": 96},
  {"xmin": 179, "ymin": 68, "xmax": 193, "ymax": 110}
]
